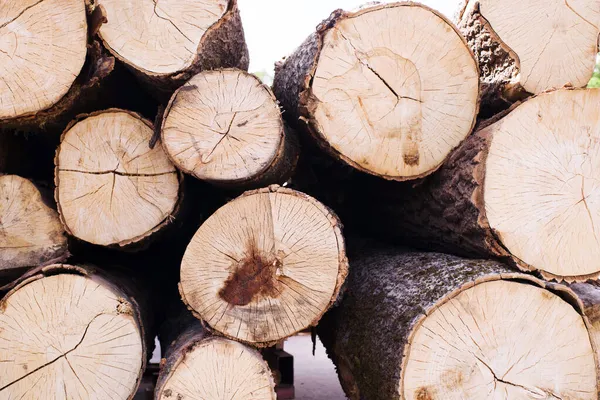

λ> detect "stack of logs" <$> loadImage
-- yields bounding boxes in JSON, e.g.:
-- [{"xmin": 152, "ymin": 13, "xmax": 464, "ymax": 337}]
[{"xmin": 1, "ymin": 0, "xmax": 600, "ymax": 399}]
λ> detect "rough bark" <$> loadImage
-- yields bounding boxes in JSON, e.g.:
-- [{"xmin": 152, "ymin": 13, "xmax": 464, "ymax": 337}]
[
  {"xmin": 179, "ymin": 185, "xmax": 348, "ymax": 347},
  {"xmin": 0, "ymin": 4, "xmax": 115, "ymax": 133},
  {"xmin": 0, "ymin": 263, "xmax": 153, "ymax": 399},
  {"xmin": 155, "ymin": 306, "xmax": 276, "ymax": 400},
  {"xmin": 356, "ymin": 88, "xmax": 600, "ymax": 282},
  {"xmin": 96, "ymin": 0, "xmax": 249, "ymax": 97},
  {"xmin": 0, "ymin": 175, "xmax": 68, "ymax": 281},
  {"xmin": 161, "ymin": 69, "xmax": 299, "ymax": 190},
  {"xmin": 54, "ymin": 109, "xmax": 182, "ymax": 248},
  {"xmin": 273, "ymin": 3, "xmax": 479, "ymax": 181},
  {"xmin": 319, "ymin": 244, "xmax": 600, "ymax": 400}
]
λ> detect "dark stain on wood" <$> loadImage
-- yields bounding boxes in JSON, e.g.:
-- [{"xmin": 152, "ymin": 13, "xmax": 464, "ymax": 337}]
[
  {"xmin": 415, "ymin": 387, "xmax": 434, "ymax": 400},
  {"xmin": 237, "ymin": 120, "xmax": 248, "ymax": 127},
  {"xmin": 218, "ymin": 242, "xmax": 282, "ymax": 306},
  {"xmin": 403, "ymin": 140, "xmax": 420, "ymax": 166}
]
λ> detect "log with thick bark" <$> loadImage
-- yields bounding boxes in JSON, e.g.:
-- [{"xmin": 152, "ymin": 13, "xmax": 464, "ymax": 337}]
[
  {"xmin": 360, "ymin": 88, "xmax": 600, "ymax": 282},
  {"xmin": 0, "ymin": 175, "xmax": 68, "ymax": 277},
  {"xmin": 179, "ymin": 185, "xmax": 348, "ymax": 347},
  {"xmin": 319, "ymin": 245, "xmax": 600, "ymax": 400},
  {"xmin": 155, "ymin": 309, "xmax": 276, "ymax": 400},
  {"xmin": 0, "ymin": 264, "xmax": 150, "ymax": 399},
  {"xmin": 457, "ymin": 0, "xmax": 600, "ymax": 110},
  {"xmin": 55, "ymin": 109, "xmax": 180, "ymax": 247},
  {"xmin": 0, "ymin": 2, "xmax": 115, "ymax": 131},
  {"xmin": 272, "ymin": 2, "xmax": 480, "ymax": 181},
  {"xmin": 161, "ymin": 69, "xmax": 298, "ymax": 189},
  {"xmin": 96, "ymin": 0, "xmax": 249, "ymax": 94}
]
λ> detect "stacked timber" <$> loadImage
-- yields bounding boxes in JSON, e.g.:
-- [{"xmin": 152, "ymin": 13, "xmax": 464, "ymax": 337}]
[
  {"xmin": 0, "ymin": 0, "xmax": 599, "ymax": 398},
  {"xmin": 318, "ymin": 244, "xmax": 600, "ymax": 400},
  {"xmin": 161, "ymin": 69, "xmax": 298, "ymax": 189},
  {"xmin": 179, "ymin": 185, "xmax": 348, "ymax": 347},
  {"xmin": 0, "ymin": 264, "xmax": 151, "ymax": 399}
]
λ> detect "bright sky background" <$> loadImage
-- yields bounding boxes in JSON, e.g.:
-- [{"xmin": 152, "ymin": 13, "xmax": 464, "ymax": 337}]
[{"xmin": 237, "ymin": 0, "xmax": 462, "ymax": 76}]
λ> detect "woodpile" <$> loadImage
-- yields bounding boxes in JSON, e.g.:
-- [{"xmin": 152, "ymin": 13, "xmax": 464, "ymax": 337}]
[
  {"xmin": 319, "ymin": 244, "xmax": 600, "ymax": 400},
  {"xmin": 457, "ymin": 0, "xmax": 600, "ymax": 110},
  {"xmin": 0, "ymin": 0, "xmax": 599, "ymax": 399}
]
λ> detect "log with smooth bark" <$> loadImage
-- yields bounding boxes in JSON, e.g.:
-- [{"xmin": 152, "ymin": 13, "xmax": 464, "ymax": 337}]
[
  {"xmin": 55, "ymin": 109, "xmax": 180, "ymax": 247},
  {"xmin": 0, "ymin": 264, "xmax": 150, "ymax": 399},
  {"xmin": 273, "ymin": 2, "xmax": 479, "ymax": 181},
  {"xmin": 319, "ymin": 245, "xmax": 600, "ymax": 400},
  {"xmin": 155, "ymin": 310, "xmax": 276, "ymax": 400},
  {"xmin": 0, "ymin": 175, "xmax": 68, "ymax": 276},
  {"xmin": 359, "ymin": 88, "xmax": 600, "ymax": 282},
  {"xmin": 457, "ymin": 0, "xmax": 600, "ymax": 109},
  {"xmin": 161, "ymin": 69, "xmax": 298, "ymax": 189},
  {"xmin": 179, "ymin": 185, "xmax": 347, "ymax": 347},
  {"xmin": 0, "ymin": 2, "xmax": 115, "ymax": 131},
  {"xmin": 96, "ymin": 0, "xmax": 249, "ymax": 94}
]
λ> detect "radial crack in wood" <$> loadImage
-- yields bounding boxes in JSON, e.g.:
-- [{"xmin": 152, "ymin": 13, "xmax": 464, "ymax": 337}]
[
  {"xmin": 179, "ymin": 185, "xmax": 347, "ymax": 347},
  {"xmin": 457, "ymin": 0, "xmax": 600, "ymax": 107},
  {"xmin": 55, "ymin": 109, "xmax": 180, "ymax": 247},
  {"xmin": 318, "ymin": 246, "xmax": 600, "ymax": 400},
  {"xmin": 96, "ymin": 0, "xmax": 249, "ymax": 93},
  {"xmin": 0, "ymin": 175, "xmax": 68, "ymax": 275},
  {"xmin": 162, "ymin": 69, "xmax": 298, "ymax": 188},
  {"xmin": 0, "ymin": 0, "xmax": 87, "ymax": 121},
  {"xmin": 273, "ymin": 2, "xmax": 479, "ymax": 181},
  {"xmin": 0, "ymin": 265, "xmax": 146, "ymax": 399}
]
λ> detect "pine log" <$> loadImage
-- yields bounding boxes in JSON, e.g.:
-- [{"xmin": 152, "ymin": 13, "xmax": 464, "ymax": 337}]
[
  {"xmin": 0, "ymin": 2, "xmax": 115, "ymax": 132},
  {"xmin": 457, "ymin": 0, "xmax": 599, "ymax": 111},
  {"xmin": 0, "ymin": 263, "xmax": 151, "ymax": 399},
  {"xmin": 95, "ymin": 0, "xmax": 249, "ymax": 95},
  {"xmin": 272, "ymin": 2, "xmax": 480, "ymax": 181},
  {"xmin": 161, "ymin": 69, "xmax": 299, "ymax": 189},
  {"xmin": 318, "ymin": 244, "xmax": 600, "ymax": 400},
  {"xmin": 179, "ymin": 185, "xmax": 348, "ymax": 347},
  {"xmin": 54, "ymin": 109, "xmax": 181, "ymax": 248},
  {"xmin": 0, "ymin": 175, "xmax": 68, "ymax": 278},
  {"xmin": 359, "ymin": 88, "xmax": 600, "ymax": 282},
  {"xmin": 155, "ymin": 307, "xmax": 276, "ymax": 400}
]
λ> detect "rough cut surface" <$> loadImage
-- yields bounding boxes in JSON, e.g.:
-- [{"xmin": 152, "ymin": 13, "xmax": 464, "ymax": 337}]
[
  {"xmin": 0, "ymin": 175, "xmax": 68, "ymax": 275},
  {"xmin": 162, "ymin": 69, "xmax": 298, "ymax": 188},
  {"xmin": 55, "ymin": 109, "xmax": 180, "ymax": 247},
  {"xmin": 457, "ymin": 0, "xmax": 600, "ymax": 107},
  {"xmin": 319, "ymin": 245, "xmax": 600, "ymax": 400},
  {"xmin": 362, "ymin": 88, "xmax": 600, "ymax": 282},
  {"xmin": 273, "ymin": 2, "xmax": 479, "ymax": 181},
  {"xmin": 155, "ymin": 319, "xmax": 276, "ymax": 400},
  {"xmin": 0, "ymin": 264, "xmax": 148, "ymax": 399},
  {"xmin": 0, "ymin": 0, "xmax": 87, "ymax": 121},
  {"xmin": 179, "ymin": 185, "xmax": 347, "ymax": 347},
  {"xmin": 97, "ymin": 0, "xmax": 249, "ymax": 93}
]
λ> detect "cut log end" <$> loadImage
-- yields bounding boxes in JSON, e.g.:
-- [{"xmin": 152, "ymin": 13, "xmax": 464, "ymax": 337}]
[
  {"xmin": 288, "ymin": 3, "xmax": 479, "ymax": 180},
  {"xmin": 460, "ymin": 0, "xmax": 599, "ymax": 97},
  {"xmin": 402, "ymin": 278, "xmax": 597, "ymax": 399},
  {"xmin": 0, "ymin": 175, "xmax": 67, "ymax": 273},
  {"xmin": 483, "ymin": 89, "xmax": 600, "ymax": 281},
  {"xmin": 0, "ymin": 0, "xmax": 87, "ymax": 120},
  {"xmin": 162, "ymin": 69, "xmax": 288, "ymax": 185},
  {"xmin": 98, "ymin": 0, "xmax": 227, "ymax": 75},
  {"xmin": 180, "ymin": 186, "xmax": 347, "ymax": 346},
  {"xmin": 55, "ymin": 110, "xmax": 180, "ymax": 247},
  {"xmin": 156, "ymin": 337, "xmax": 276, "ymax": 400},
  {"xmin": 0, "ymin": 267, "xmax": 144, "ymax": 398}
]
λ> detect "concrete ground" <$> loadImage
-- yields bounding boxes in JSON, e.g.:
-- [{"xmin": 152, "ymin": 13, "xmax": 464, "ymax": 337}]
[{"xmin": 284, "ymin": 334, "xmax": 347, "ymax": 400}]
